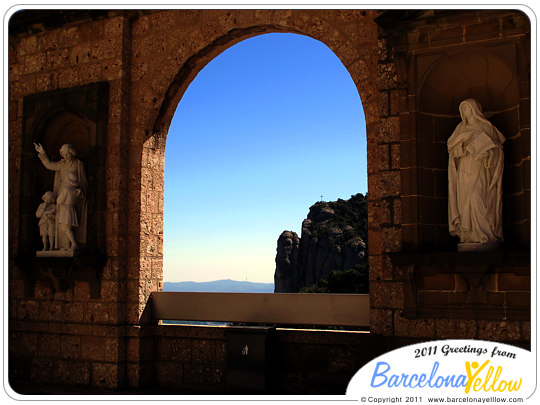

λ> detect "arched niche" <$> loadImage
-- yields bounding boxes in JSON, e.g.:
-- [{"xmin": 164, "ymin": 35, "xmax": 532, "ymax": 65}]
[
  {"xmin": 417, "ymin": 46, "xmax": 527, "ymax": 249},
  {"xmin": 419, "ymin": 49, "xmax": 520, "ymax": 116},
  {"xmin": 41, "ymin": 111, "xmax": 90, "ymax": 162},
  {"xmin": 36, "ymin": 111, "xmax": 90, "ymax": 195},
  {"xmin": 19, "ymin": 83, "xmax": 109, "ymax": 256}
]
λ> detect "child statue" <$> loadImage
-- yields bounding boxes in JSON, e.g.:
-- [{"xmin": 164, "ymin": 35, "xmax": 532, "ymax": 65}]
[{"xmin": 36, "ymin": 191, "xmax": 56, "ymax": 251}]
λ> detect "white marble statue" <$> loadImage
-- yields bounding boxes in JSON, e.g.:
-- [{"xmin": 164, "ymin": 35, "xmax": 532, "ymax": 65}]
[
  {"xmin": 36, "ymin": 191, "xmax": 56, "ymax": 251},
  {"xmin": 447, "ymin": 99, "xmax": 505, "ymax": 250},
  {"xmin": 56, "ymin": 172, "xmax": 83, "ymax": 251},
  {"xmin": 34, "ymin": 143, "xmax": 88, "ymax": 251}
]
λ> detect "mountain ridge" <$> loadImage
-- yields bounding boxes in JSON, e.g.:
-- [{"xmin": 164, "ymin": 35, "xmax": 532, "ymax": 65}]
[{"xmin": 164, "ymin": 279, "xmax": 274, "ymax": 293}]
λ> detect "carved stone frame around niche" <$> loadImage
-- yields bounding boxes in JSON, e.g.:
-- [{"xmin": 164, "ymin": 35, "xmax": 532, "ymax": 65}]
[{"xmin": 17, "ymin": 82, "xmax": 109, "ymax": 298}]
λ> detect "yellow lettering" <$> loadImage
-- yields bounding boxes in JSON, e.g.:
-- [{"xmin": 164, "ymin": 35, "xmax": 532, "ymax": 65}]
[
  {"xmin": 491, "ymin": 366, "xmax": 503, "ymax": 391},
  {"xmin": 496, "ymin": 380, "xmax": 507, "ymax": 392},
  {"xmin": 509, "ymin": 379, "xmax": 522, "ymax": 392},
  {"xmin": 482, "ymin": 366, "xmax": 494, "ymax": 392},
  {"xmin": 464, "ymin": 360, "xmax": 523, "ymax": 394},
  {"xmin": 464, "ymin": 360, "xmax": 490, "ymax": 394}
]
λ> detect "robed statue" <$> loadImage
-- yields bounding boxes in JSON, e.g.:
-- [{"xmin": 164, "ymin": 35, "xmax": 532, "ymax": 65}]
[
  {"xmin": 35, "ymin": 143, "xmax": 88, "ymax": 251},
  {"xmin": 447, "ymin": 99, "xmax": 505, "ymax": 250}
]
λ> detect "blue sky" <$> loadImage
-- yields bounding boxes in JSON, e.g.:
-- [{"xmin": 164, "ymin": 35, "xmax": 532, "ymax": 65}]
[{"xmin": 163, "ymin": 33, "xmax": 367, "ymax": 283}]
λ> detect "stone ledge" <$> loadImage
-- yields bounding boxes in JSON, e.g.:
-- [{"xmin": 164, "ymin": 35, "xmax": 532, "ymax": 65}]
[
  {"xmin": 390, "ymin": 250, "xmax": 531, "ymax": 322},
  {"xmin": 390, "ymin": 250, "xmax": 530, "ymax": 269},
  {"xmin": 36, "ymin": 250, "xmax": 82, "ymax": 258}
]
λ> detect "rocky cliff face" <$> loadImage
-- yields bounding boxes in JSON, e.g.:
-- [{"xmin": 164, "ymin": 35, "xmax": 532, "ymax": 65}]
[{"xmin": 274, "ymin": 194, "xmax": 368, "ymax": 293}]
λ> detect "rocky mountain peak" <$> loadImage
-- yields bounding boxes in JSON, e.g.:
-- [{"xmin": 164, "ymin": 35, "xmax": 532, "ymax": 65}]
[{"xmin": 274, "ymin": 193, "xmax": 368, "ymax": 293}]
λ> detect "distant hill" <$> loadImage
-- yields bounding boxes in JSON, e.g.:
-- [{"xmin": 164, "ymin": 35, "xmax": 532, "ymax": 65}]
[{"xmin": 164, "ymin": 279, "xmax": 274, "ymax": 293}]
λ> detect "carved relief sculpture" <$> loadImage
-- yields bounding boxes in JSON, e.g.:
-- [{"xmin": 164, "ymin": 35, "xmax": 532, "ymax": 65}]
[
  {"xmin": 34, "ymin": 143, "xmax": 88, "ymax": 251},
  {"xmin": 447, "ymin": 99, "xmax": 505, "ymax": 251},
  {"xmin": 36, "ymin": 191, "xmax": 56, "ymax": 251}
]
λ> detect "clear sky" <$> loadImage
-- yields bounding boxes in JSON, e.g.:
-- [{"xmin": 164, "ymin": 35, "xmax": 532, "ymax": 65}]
[{"xmin": 163, "ymin": 33, "xmax": 367, "ymax": 284}]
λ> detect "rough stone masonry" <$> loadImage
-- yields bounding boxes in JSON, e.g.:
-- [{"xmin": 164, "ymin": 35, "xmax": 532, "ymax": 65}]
[{"xmin": 8, "ymin": 9, "xmax": 531, "ymax": 394}]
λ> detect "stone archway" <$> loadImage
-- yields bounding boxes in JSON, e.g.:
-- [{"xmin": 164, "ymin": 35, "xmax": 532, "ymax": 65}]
[
  {"xmin": 149, "ymin": 12, "xmax": 380, "ymax": 137},
  {"xmin": 133, "ymin": 10, "xmax": 384, "ymax": 323}
]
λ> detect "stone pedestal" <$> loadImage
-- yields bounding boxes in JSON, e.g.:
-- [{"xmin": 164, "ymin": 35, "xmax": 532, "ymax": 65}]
[
  {"xmin": 457, "ymin": 242, "xmax": 502, "ymax": 252},
  {"xmin": 36, "ymin": 250, "xmax": 82, "ymax": 258}
]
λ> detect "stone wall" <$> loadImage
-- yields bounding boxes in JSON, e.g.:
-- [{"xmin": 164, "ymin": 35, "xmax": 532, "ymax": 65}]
[
  {"xmin": 152, "ymin": 325, "xmax": 389, "ymax": 394},
  {"xmin": 8, "ymin": 8, "xmax": 531, "ymax": 393},
  {"xmin": 9, "ymin": 9, "xmax": 384, "ymax": 392},
  {"xmin": 9, "ymin": 12, "xmax": 133, "ymax": 388},
  {"xmin": 370, "ymin": 9, "xmax": 530, "ymax": 341}
]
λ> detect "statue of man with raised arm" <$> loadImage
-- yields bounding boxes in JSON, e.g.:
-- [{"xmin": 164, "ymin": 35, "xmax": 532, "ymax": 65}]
[{"xmin": 35, "ymin": 143, "xmax": 88, "ymax": 251}]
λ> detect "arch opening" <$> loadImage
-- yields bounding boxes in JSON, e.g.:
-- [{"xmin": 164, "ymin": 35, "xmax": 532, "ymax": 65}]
[{"xmin": 160, "ymin": 32, "xmax": 369, "ymax": 295}]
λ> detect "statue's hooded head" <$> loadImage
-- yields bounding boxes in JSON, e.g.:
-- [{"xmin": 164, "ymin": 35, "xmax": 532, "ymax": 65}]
[
  {"xmin": 458, "ymin": 98, "xmax": 505, "ymax": 145},
  {"xmin": 459, "ymin": 99, "xmax": 487, "ymax": 123}
]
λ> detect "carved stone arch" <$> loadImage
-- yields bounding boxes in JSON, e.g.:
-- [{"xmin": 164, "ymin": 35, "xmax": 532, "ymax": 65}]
[
  {"xmin": 150, "ymin": 21, "xmax": 378, "ymax": 141},
  {"xmin": 153, "ymin": 28, "xmax": 307, "ymax": 136},
  {"xmin": 139, "ymin": 12, "xmax": 380, "ymax": 313}
]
